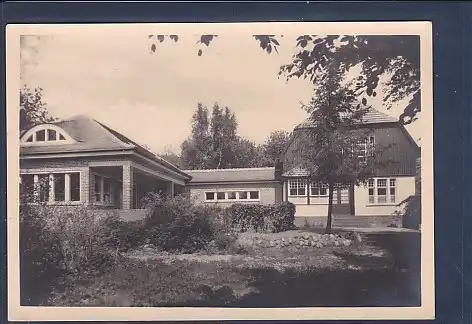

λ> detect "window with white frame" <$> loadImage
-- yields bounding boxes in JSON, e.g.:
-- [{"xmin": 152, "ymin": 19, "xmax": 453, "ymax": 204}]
[
  {"xmin": 93, "ymin": 174, "xmax": 116, "ymax": 205},
  {"xmin": 288, "ymin": 179, "xmax": 306, "ymax": 196},
  {"xmin": 21, "ymin": 125, "xmax": 73, "ymax": 145},
  {"xmin": 204, "ymin": 190, "xmax": 260, "ymax": 202},
  {"xmin": 368, "ymin": 178, "xmax": 396, "ymax": 204},
  {"xmin": 310, "ymin": 182, "xmax": 328, "ymax": 197},
  {"xmin": 20, "ymin": 172, "xmax": 81, "ymax": 203},
  {"xmin": 357, "ymin": 136, "xmax": 375, "ymax": 157}
]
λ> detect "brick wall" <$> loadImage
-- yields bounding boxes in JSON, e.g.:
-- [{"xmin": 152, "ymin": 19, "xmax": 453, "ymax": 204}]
[{"xmin": 122, "ymin": 163, "xmax": 133, "ymax": 209}]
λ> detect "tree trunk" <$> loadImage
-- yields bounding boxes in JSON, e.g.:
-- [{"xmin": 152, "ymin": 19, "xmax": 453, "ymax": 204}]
[{"xmin": 326, "ymin": 182, "xmax": 334, "ymax": 234}]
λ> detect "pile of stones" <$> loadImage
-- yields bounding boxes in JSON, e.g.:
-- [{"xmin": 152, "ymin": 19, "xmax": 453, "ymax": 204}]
[{"xmin": 251, "ymin": 232, "xmax": 361, "ymax": 249}]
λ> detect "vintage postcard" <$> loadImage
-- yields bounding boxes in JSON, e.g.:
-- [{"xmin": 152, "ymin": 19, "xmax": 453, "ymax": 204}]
[{"xmin": 6, "ymin": 22, "xmax": 434, "ymax": 321}]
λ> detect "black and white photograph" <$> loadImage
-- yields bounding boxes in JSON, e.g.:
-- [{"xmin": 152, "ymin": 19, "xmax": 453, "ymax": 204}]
[{"xmin": 7, "ymin": 22, "xmax": 434, "ymax": 321}]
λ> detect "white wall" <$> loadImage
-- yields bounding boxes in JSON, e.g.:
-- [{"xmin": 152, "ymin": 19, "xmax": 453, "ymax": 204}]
[
  {"xmin": 293, "ymin": 204, "xmax": 329, "ymax": 217},
  {"xmin": 354, "ymin": 176, "xmax": 415, "ymax": 216},
  {"xmin": 187, "ymin": 182, "xmax": 281, "ymax": 206}
]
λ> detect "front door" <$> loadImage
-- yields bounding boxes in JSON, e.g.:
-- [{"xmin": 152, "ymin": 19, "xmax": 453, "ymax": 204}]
[{"xmin": 332, "ymin": 185, "xmax": 353, "ymax": 215}]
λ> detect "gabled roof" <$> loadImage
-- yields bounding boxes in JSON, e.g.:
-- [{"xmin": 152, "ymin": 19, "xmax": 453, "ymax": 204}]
[
  {"xmin": 20, "ymin": 115, "xmax": 189, "ymax": 179},
  {"xmin": 184, "ymin": 167, "xmax": 277, "ymax": 184},
  {"xmin": 294, "ymin": 108, "xmax": 398, "ymax": 130}
]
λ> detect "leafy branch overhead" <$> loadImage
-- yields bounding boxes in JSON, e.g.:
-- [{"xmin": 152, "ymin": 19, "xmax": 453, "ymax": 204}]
[{"xmin": 148, "ymin": 34, "xmax": 420, "ymax": 124}]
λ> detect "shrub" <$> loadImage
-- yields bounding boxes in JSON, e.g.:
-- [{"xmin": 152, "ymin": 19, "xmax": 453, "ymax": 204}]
[
  {"xmin": 45, "ymin": 206, "xmax": 118, "ymax": 276},
  {"xmin": 144, "ymin": 193, "xmax": 230, "ymax": 253},
  {"xmin": 398, "ymin": 194, "xmax": 421, "ymax": 230},
  {"xmin": 225, "ymin": 201, "xmax": 296, "ymax": 233},
  {"xmin": 101, "ymin": 218, "xmax": 146, "ymax": 252},
  {"xmin": 269, "ymin": 202, "xmax": 296, "ymax": 232},
  {"xmin": 20, "ymin": 202, "xmax": 64, "ymax": 304}
]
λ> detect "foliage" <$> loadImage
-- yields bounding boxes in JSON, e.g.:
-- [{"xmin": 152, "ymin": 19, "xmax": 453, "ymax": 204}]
[
  {"xmin": 20, "ymin": 85, "xmax": 56, "ymax": 131},
  {"xmin": 260, "ymin": 130, "xmax": 291, "ymax": 167},
  {"xmin": 19, "ymin": 195, "xmax": 64, "ymax": 304},
  {"xmin": 225, "ymin": 202, "xmax": 296, "ymax": 233},
  {"xmin": 180, "ymin": 103, "xmax": 213, "ymax": 169},
  {"xmin": 181, "ymin": 103, "xmax": 262, "ymax": 169},
  {"xmin": 280, "ymin": 35, "xmax": 420, "ymax": 124},
  {"xmin": 292, "ymin": 69, "xmax": 392, "ymax": 233},
  {"xmin": 45, "ymin": 206, "xmax": 118, "ymax": 276},
  {"xmin": 269, "ymin": 201, "xmax": 296, "ymax": 233},
  {"xmin": 143, "ymin": 193, "xmax": 234, "ymax": 253},
  {"xmin": 101, "ymin": 218, "xmax": 147, "ymax": 252},
  {"xmin": 159, "ymin": 145, "xmax": 183, "ymax": 168},
  {"xmin": 398, "ymin": 195, "xmax": 421, "ymax": 230},
  {"xmin": 149, "ymin": 34, "xmax": 420, "ymax": 124},
  {"xmin": 180, "ymin": 103, "xmax": 291, "ymax": 169}
]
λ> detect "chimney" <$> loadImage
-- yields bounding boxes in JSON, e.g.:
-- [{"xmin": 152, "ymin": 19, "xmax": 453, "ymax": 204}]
[{"xmin": 274, "ymin": 159, "xmax": 283, "ymax": 181}]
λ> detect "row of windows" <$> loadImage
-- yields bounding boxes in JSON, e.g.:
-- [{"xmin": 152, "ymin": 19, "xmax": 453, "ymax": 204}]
[
  {"xmin": 368, "ymin": 178, "xmax": 396, "ymax": 204},
  {"xmin": 288, "ymin": 177, "xmax": 397, "ymax": 204},
  {"xmin": 20, "ymin": 173, "xmax": 81, "ymax": 203},
  {"xmin": 205, "ymin": 190, "xmax": 260, "ymax": 202},
  {"xmin": 288, "ymin": 179, "xmax": 328, "ymax": 197},
  {"xmin": 24, "ymin": 128, "xmax": 68, "ymax": 143}
]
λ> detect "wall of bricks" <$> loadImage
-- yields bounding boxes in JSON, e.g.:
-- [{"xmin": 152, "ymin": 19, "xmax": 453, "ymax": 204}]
[{"xmin": 122, "ymin": 163, "xmax": 133, "ymax": 209}]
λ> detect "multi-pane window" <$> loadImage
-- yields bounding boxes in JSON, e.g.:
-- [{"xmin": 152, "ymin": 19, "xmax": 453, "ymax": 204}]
[
  {"xmin": 357, "ymin": 136, "xmax": 375, "ymax": 157},
  {"xmin": 70, "ymin": 173, "xmax": 81, "ymax": 201},
  {"xmin": 239, "ymin": 191, "xmax": 248, "ymax": 199},
  {"xmin": 54, "ymin": 173, "xmax": 66, "ymax": 202},
  {"xmin": 310, "ymin": 182, "xmax": 328, "ymax": 197},
  {"xmin": 249, "ymin": 191, "xmax": 259, "ymax": 199},
  {"xmin": 368, "ymin": 179, "xmax": 375, "ymax": 204},
  {"xmin": 389, "ymin": 179, "xmax": 396, "ymax": 203},
  {"xmin": 36, "ymin": 130, "xmax": 46, "ymax": 142},
  {"xmin": 289, "ymin": 179, "xmax": 306, "ymax": 196},
  {"xmin": 94, "ymin": 174, "xmax": 116, "ymax": 205},
  {"xmin": 47, "ymin": 129, "xmax": 57, "ymax": 141},
  {"xmin": 205, "ymin": 192, "xmax": 215, "ymax": 201},
  {"xmin": 38, "ymin": 174, "xmax": 50, "ymax": 202},
  {"xmin": 377, "ymin": 179, "xmax": 387, "ymax": 203},
  {"xmin": 103, "ymin": 178, "xmax": 112, "ymax": 203},
  {"xmin": 227, "ymin": 191, "xmax": 237, "ymax": 200},
  {"xmin": 21, "ymin": 126, "xmax": 70, "ymax": 144},
  {"xmin": 204, "ymin": 190, "xmax": 260, "ymax": 202},
  {"xmin": 368, "ymin": 178, "xmax": 397, "ymax": 204},
  {"xmin": 20, "ymin": 172, "xmax": 81, "ymax": 203},
  {"xmin": 94, "ymin": 175, "xmax": 101, "ymax": 202}
]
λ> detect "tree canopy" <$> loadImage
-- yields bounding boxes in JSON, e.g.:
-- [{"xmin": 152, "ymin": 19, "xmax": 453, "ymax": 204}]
[
  {"xmin": 149, "ymin": 34, "xmax": 420, "ymax": 125},
  {"xmin": 293, "ymin": 68, "xmax": 391, "ymax": 233},
  {"xmin": 20, "ymin": 85, "xmax": 56, "ymax": 132},
  {"xmin": 178, "ymin": 102, "xmax": 290, "ymax": 170}
]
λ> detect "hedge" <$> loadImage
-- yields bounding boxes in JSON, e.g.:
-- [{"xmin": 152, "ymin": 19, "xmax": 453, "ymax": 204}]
[{"xmin": 225, "ymin": 201, "xmax": 296, "ymax": 233}]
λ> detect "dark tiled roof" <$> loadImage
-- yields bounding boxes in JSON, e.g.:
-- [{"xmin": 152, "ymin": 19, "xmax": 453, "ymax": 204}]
[
  {"xmin": 20, "ymin": 115, "xmax": 189, "ymax": 179},
  {"xmin": 185, "ymin": 167, "xmax": 277, "ymax": 183},
  {"xmin": 295, "ymin": 108, "xmax": 398, "ymax": 130}
]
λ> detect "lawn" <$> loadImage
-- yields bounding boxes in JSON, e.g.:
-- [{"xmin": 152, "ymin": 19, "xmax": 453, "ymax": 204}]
[{"xmin": 44, "ymin": 228, "xmax": 421, "ymax": 307}]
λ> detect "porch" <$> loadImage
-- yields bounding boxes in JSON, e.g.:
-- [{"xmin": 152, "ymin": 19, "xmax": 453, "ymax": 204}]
[{"xmin": 89, "ymin": 162, "xmax": 186, "ymax": 210}]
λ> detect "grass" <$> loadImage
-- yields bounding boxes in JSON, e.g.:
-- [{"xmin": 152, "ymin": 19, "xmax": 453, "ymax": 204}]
[{"xmin": 43, "ymin": 229, "xmax": 421, "ymax": 307}]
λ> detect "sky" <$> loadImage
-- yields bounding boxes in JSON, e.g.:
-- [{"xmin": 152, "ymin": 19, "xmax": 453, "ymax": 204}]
[{"xmin": 20, "ymin": 32, "xmax": 421, "ymax": 154}]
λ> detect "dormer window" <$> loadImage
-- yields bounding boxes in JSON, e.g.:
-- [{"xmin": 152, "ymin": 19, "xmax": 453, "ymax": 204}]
[{"xmin": 21, "ymin": 124, "xmax": 75, "ymax": 146}]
